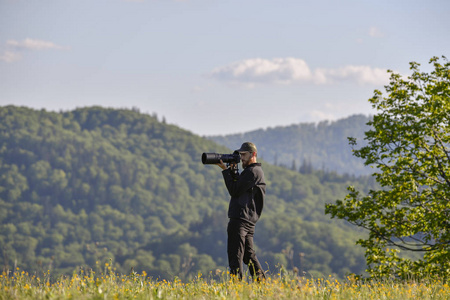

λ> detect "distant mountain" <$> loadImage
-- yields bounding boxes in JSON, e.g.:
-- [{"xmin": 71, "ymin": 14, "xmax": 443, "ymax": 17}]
[
  {"xmin": 0, "ymin": 106, "xmax": 373, "ymax": 280},
  {"xmin": 209, "ymin": 115, "xmax": 373, "ymax": 176}
]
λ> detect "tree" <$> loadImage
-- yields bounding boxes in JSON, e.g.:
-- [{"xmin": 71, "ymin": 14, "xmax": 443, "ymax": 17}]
[{"xmin": 325, "ymin": 56, "xmax": 450, "ymax": 280}]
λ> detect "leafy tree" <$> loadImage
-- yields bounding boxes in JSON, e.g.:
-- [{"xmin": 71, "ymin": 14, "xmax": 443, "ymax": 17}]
[{"xmin": 326, "ymin": 56, "xmax": 450, "ymax": 280}]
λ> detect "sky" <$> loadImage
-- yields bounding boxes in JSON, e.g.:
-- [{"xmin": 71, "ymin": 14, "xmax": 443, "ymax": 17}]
[{"xmin": 1, "ymin": 0, "xmax": 449, "ymax": 136}]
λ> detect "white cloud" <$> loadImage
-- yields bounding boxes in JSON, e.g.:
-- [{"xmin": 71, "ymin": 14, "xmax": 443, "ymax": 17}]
[
  {"xmin": 0, "ymin": 51, "xmax": 22, "ymax": 63},
  {"xmin": 316, "ymin": 65, "xmax": 390, "ymax": 85},
  {"xmin": 210, "ymin": 58, "xmax": 390, "ymax": 87},
  {"xmin": 1, "ymin": 38, "xmax": 69, "ymax": 63},
  {"xmin": 210, "ymin": 58, "xmax": 315, "ymax": 87},
  {"xmin": 7, "ymin": 38, "xmax": 69, "ymax": 51},
  {"xmin": 369, "ymin": 26, "xmax": 384, "ymax": 38}
]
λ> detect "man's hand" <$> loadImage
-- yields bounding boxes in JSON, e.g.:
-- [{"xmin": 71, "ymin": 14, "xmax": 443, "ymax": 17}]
[
  {"xmin": 217, "ymin": 160, "xmax": 238, "ymax": 171},
  {"xmin": 216, "ymin": 160, "xmax": 227, "ymax": 170}
]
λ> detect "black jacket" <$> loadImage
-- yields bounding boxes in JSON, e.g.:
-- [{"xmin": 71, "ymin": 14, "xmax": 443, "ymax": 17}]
[{"xmin": 222, "ymin": 163, "xmax": 266, "ymax": 225}]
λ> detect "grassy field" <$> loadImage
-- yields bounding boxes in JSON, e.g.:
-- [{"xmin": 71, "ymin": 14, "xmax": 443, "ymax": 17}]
[{"xmin": 1, "ymin": 265, "xmax": 449, "ymax": 299}]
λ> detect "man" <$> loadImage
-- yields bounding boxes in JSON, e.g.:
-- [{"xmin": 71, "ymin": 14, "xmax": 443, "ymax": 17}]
[{"xmin": 217, "ymin": 142, "xmax": 266, "ymax": 281}]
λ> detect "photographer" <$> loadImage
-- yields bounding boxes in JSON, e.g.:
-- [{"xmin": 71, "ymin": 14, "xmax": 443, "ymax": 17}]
[{"xmin": 216, "ymin": 142, "xmax": 266, "ymax": 281}]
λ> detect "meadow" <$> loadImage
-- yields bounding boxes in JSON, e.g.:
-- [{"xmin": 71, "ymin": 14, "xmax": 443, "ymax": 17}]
[{"xmin": 1, "ymin": 264, "xmax": 449, "ymax": 300}]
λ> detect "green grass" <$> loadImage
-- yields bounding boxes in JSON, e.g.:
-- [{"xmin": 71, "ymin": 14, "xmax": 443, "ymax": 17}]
[{"xmin": 1, "ymin": 265, "xmax": 449, "ymax": 299}]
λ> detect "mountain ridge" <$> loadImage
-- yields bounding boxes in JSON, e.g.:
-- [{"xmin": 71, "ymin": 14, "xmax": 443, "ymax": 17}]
[
  {"xmin": 0, "ymin": 105, "xmax": 372, "ymax": 279},
  {"xmin": 209, "ymin": 114, "xmax": 373, "ymax": 176}
]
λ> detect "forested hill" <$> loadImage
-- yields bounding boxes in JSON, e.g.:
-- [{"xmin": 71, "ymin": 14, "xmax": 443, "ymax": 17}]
[
  {"xmin": 0, "ymin": 106, "xmax": 373, "ymax": 280},
  {"xmin": 209, "ymin": 115, "xmax": 372, "ymax": 176}
]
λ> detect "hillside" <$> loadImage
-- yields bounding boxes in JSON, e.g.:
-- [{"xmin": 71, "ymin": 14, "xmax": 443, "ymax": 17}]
[
  {"xmin": 209, "ymin": 115, "xmax": 373, "ymax": 176},
  {"xmin": 0, "ymin": 106, "xmax": 374, "ymax": 280}
]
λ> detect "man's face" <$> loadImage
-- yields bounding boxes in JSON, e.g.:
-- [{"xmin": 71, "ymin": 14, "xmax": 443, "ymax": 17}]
[{"xmin": 239, "ymin": 151, "xmax": 252, "ymax": 168}]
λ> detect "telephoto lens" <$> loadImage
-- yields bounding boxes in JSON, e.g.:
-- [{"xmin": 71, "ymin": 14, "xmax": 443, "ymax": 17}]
[
  {"xmin": 202, "ymin": 153, "xmax": 221, "ymax": 164},
  {"xmin": 201, "ymin": 151, "xmax": 240, "ymax": 165}
]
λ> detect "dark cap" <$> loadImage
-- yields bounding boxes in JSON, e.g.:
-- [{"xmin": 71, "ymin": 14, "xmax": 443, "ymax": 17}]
[{"xmin": 236, "ymin": 142, "xmax": 257, "ymax": 153}]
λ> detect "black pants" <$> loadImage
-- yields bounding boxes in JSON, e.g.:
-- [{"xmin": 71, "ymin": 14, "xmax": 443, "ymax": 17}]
[{"xmin": 227, "ymin": 218, "xmax": 265, "ymax": 280}]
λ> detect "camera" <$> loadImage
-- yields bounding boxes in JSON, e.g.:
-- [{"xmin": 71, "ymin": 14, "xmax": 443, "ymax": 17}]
[{"xmin": 201, "ymin": 151, "xmax": 241, "ymax": 165}]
